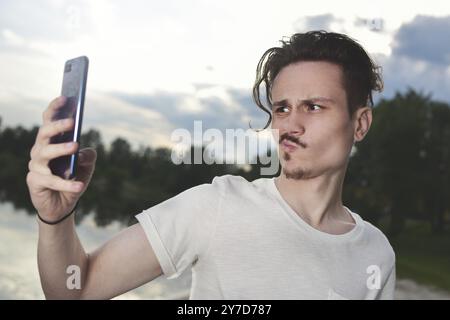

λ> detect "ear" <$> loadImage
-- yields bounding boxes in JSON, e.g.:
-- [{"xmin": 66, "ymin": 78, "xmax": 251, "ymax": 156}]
[{"xmin": 352, "ymin": 106, "xmax": 372, "ymax": 143}]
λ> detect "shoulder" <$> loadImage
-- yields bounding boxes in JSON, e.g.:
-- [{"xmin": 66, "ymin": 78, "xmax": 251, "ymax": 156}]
[
  {"xmin": 212, "ymin": 174, "xmax": 249, "ymax": 184},
  {"xmin": 361, "ymin": 219, "xmax": 396, "ymax": 267},
  {"xmin": 211, "ymin": 174, "xmax": 271, "ymax": 196},
  {"xmin": 181, "ymin": 175, "xmax": 251, "ymax": 203},
  {"xmin": 210, "ymin": 174, "xmax": 251, "ymax": 191},
  {"xmin": 163, "ymin": 175, "xmax": 254, "ymax": 207}
]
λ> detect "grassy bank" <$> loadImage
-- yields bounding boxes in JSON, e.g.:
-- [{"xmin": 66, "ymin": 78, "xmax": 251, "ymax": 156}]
[{"xmin": 384, "ymin": 220, "xmax": 450, "ymax": 292}]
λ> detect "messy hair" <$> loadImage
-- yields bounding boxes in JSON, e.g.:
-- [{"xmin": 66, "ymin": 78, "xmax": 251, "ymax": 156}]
[{"xmin": 252, "ymin": 30, "xmax": 383, "ymax": 130}]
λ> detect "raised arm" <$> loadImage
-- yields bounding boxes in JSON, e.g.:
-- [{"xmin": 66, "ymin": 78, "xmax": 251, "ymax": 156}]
[
  {"xmin": 28, "ymin": 96, "xmax": 162, "ymax": 299},
  {"xmin": 37, "ymin": 216, "xmax": 162, "ymax": 299}
]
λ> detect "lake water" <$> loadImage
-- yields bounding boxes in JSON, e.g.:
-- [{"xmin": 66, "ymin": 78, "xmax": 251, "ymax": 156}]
[
  {"xmin": 1, "ymin": 202, "xmax": 449, "ymax": 300},
  {"xmin": 0, "ymin": 202, "xmax": 190, "ymax": 299}
]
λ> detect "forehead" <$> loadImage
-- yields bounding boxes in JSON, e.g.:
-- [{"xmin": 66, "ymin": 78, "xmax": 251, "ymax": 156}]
[{"xmin": 271, "ymin": 61, "xmax": 346, "ymax": 103}]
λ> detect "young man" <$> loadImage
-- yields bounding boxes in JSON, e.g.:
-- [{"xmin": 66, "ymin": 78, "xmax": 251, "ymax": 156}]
[{"xmin": 27, "ymin": 30, "xmax": 395, "ymax": 300}]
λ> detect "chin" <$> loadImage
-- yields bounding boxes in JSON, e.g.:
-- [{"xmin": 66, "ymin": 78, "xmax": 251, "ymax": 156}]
[
  {"xmin": 283, "ymin": 167, "xmax": 311, "ymax": 180},
  {"xmin": 280, "ymin": 153, "xmax": 318, "ymax": 179}
]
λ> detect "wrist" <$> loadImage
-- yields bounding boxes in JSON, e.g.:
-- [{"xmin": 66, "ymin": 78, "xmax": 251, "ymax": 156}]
[{"xmin": 36, "ymin": 202, "xmax": 79, "ymax": 226}]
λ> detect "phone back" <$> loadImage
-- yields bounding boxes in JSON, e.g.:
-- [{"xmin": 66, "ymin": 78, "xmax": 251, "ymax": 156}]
[{"xmin": 49, "ymin": 56, "xmax": 89, "ymax": 179}]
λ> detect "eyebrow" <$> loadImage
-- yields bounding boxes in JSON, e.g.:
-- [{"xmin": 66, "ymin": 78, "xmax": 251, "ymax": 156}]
[{"xmin": 272, "ymin": 97, "xmax": 336, "ymax": 108}]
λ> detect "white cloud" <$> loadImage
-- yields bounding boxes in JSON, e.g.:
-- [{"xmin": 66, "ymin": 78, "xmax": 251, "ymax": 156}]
[
  {"xmin": 84, "ymin": 91, "xmax": 174, "ymax": 150},
  {"xmin": 1, "ymin": 0, "xmax": 449, "ymax": 151}
]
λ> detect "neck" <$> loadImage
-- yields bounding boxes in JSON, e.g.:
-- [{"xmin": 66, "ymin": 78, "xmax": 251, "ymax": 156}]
[{"xmin": 274, "ymin": 166, "xmax": 353, "ymax": 230}]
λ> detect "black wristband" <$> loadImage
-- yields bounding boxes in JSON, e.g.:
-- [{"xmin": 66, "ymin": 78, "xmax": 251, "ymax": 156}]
[{"xmin": 37, "ymin": 202, "xmax": 79, "ymax": 225}]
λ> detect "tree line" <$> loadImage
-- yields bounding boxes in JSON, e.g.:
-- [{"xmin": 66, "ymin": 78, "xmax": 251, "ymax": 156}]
[{"xmin": 0, "ymin": 88, "xmax": 449, "ymax": 236}]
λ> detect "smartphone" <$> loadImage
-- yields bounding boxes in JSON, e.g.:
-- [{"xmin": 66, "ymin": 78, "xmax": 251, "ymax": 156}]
[{"xmin": 49, "ymin": 56, "xmax": 89, "ymax": 179}]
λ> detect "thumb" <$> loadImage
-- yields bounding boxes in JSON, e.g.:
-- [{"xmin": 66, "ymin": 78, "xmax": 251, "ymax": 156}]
[{"xmin": 75, "ymin": 147, "xmax": 97, "ymax": 188}]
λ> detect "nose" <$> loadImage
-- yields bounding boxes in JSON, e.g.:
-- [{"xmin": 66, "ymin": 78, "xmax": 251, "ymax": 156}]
[{"xmin": 281, "ymin": 110, "xmax": 305, "ymax": 138}]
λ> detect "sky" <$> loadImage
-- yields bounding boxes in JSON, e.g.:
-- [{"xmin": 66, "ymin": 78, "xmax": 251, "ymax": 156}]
[{"xmin": 0, "ymin": 0, "xmax": 449, "ymax": 151}]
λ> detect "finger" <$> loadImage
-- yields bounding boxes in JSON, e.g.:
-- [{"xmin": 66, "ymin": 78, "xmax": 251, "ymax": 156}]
[
  {"xmin": 34, "ymin": 141, "xmax": 78, "ymax": 164},
  {"xmin": 28, "ymin": 159, "xmax": 52, "ymax": 175},
  {"xmin": 75, "ymin": 148, "xmax": 97, "ymax": 185},
  {"xmin": 27, "ymin": 170, "xmax": 84, "ymax": 194},
  {"xmin": 42, "ymin": 96, "xmax": 67, "ymax": 125},
  {"xmin": 35, "ymin": 118, "xmax": 75, "ymax": 145},
  {"xmin": 78, "ymin": 147, "xmax": 96, "ymax": 165}
]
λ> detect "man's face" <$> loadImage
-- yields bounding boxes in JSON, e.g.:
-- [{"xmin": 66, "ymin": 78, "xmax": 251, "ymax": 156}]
[{"xmin": 271, "ymin": 61, "xmax": 355, "ymax": 180}]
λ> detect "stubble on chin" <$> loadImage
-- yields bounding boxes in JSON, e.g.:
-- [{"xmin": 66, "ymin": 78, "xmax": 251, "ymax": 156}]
[{"xmin": 281, "ymin": 151, "xmax": 312, "ymax": 180}]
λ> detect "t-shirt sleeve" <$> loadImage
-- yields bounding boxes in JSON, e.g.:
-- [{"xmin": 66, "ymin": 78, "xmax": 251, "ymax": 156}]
[{"xmin": 135, "ymin": 175, "xmax": 226, "ymax": 279}]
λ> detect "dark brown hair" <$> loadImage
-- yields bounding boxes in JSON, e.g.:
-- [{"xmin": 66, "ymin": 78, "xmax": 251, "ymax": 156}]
[{"xmin": 252, "ymin": 30, "xmax": 383, "ymax": 130}]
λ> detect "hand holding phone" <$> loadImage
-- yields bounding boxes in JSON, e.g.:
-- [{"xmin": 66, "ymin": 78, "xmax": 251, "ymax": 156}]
[
  {"xmin": 49, "ymin": 56, "xmax": 88, "ymax": 179},
  {"xmin": 26, "ymin": 57, "xmax": 97, "ymax": 223}
]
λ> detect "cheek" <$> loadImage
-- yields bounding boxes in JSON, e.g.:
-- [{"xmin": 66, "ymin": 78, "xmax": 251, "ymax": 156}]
[{"xmin": 313, "ymin": 120, "xmax": 353, "ymax": 159}]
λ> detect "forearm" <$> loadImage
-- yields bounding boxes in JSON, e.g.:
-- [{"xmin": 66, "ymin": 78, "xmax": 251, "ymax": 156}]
[{"xmin": 37, "ymin": 214, "xmax": 88, "ymax": 299}]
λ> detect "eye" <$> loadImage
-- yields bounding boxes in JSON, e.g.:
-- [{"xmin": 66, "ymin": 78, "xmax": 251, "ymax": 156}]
[
  {"xmin": 275, "ymin": 106, "xmax": 290, "ymax": 114},
  {"xmin": 305, "ymin": 103, "xmax": 322, "ymax": 112}
]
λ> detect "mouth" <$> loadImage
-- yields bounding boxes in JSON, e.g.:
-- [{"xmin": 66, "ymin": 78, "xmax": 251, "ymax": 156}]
[{"xmin": 280, "ymin": 140, "xmax": 299, "ymax": 152}]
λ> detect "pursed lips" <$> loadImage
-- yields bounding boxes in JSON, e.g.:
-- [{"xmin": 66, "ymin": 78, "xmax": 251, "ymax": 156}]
[{"xmin": 280, "ymin": 139, "xmax": 299, "ymax": 152}]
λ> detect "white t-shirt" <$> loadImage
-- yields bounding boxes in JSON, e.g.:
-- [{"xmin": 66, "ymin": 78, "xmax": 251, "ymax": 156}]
[{"xmin": 135, "ymin": 174, "xmax": 396, "ymax": 300}]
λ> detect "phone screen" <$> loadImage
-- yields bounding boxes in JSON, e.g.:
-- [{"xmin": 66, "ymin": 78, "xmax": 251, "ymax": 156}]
[{"xmin": 49, "ymin": 56, "xmax": 89, "ymax": 179}]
